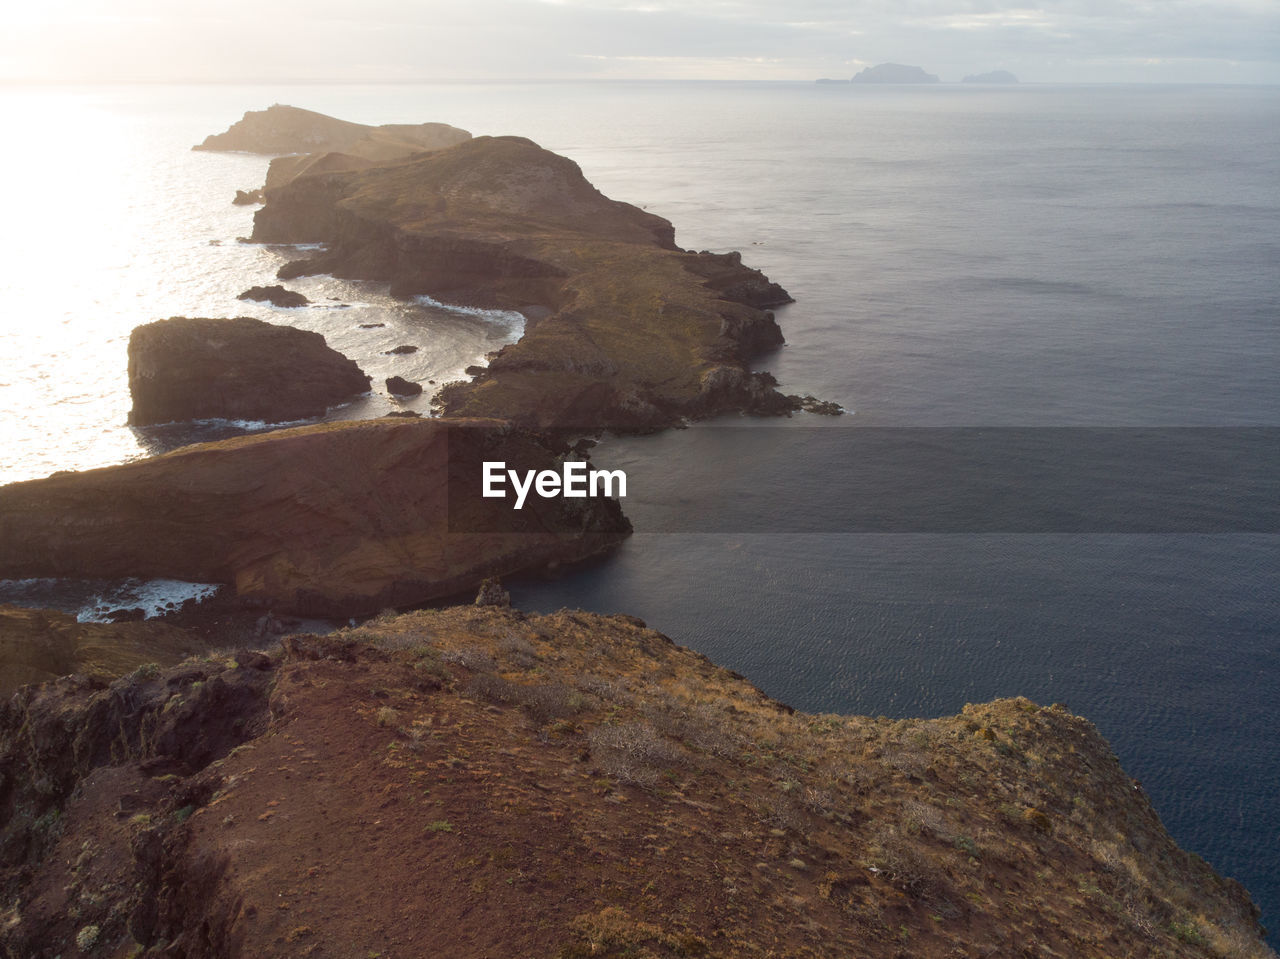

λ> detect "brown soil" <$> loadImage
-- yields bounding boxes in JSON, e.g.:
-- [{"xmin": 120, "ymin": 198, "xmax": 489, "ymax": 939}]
[{"xmin": 0, "ymin": 606, "xmax": 1269, "ymax": 958}]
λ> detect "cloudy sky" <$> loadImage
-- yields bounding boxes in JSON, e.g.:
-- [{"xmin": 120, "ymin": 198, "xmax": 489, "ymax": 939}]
[{"xmin": 3, "ymin": 0, "xmax": 1278, "ymax": 84}]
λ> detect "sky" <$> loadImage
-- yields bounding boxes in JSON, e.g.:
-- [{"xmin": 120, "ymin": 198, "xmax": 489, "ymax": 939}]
[{"xmin": 2, "ymin": 0, "xmax": 1278, "ymax": 84}]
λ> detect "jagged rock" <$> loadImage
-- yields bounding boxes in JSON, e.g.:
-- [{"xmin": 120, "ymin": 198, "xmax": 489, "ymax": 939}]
[
  {"xmin": 232, "ymin": 188, "xmax": 264, "ymax": 206},
  {"xmin": 237, "ymin": 285, "xmax": 310, "ymax": 308},
  {"xmin": 474, "ymin": 577, "xmax": 510, "ymax": 607},
  {"xmin": 385, "ymin": 344, "xmax": 418, "ymax": 355},
  {"xmin": 0, "ymin": 418, "xmax": 630, "ymax": 617},
  {"xmin": 127, "ymin": 316, "xmax": 370, "ymax": 425},
  {"xmin": 386, "ymin": 375, "xmax": 423, "ymax": 397},
  {"xmin": 248, "ymin": 129, "xmax": 797, "ymax": 431},
  {"xmin": 795, "ymin": 395, "xmax": 844, "ymax": 415}
]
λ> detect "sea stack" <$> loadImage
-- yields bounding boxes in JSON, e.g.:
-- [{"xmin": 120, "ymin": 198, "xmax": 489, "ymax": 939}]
[{"xmin": 127, "ymin": 316, "xmax": 370, "ymax": 425}]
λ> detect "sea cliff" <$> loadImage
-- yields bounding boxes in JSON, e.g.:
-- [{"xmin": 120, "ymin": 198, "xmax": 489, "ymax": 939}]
[
  {"xmin": 251, "ymin": 133, "xmax": 798, "ymax": 431},
  {"xmin": 0, "ymin": 606, "xmax": 1270, "ymax": 958},
  {"xmin": 0, "ymin": 418, "xmax": 628, "ymax": 617}
]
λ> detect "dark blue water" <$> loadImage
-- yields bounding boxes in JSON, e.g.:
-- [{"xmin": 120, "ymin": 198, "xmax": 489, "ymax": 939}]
[
  {"xmin": 496, "ymin": 83, "xmax": 1280, "ymax": 932},
  {"xmin": 2, "ymin": 81, "xmax": 1277, "ymax": 931}
]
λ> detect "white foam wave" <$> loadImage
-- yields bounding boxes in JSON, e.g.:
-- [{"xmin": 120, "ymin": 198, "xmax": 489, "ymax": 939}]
[
  {"xmin": 413, "ymin": 295, "xmax": 527, "ymax": 334},
  {"xmin": 77, "ymin": 579, "xmax": 223, "ymax": 623}
]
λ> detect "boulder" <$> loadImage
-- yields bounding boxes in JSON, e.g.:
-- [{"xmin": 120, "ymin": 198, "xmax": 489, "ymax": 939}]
[
  {"xmin": 0, "ymin": 418, "xmax": 630, "ymax": 617},
  {"xmin": 386, "ymin": 375, "xmax": 423, "ymax": 397},
  {"xmin": 127, "ymin": 316, "xmax": 370, "ymax": 425},
  {"xmin": 237, "ymin": 285, "xmax": 310, "ymax": 308}
]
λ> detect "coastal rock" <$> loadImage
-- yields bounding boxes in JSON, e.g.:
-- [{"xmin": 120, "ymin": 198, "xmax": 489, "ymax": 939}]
[
  {"xmin": 249, "ymin": 129, "xmax": 796, "ymax": 431},
  {"xmin": 193, "ymin": 104, "xmax": 471, "ymax": 160},
  {"xmin": 127, "ymin": 316, "xmax": 370, "ymax": 425},
  {"xmin": 473, "ymin": 577, "xmax": 510, "ymax": 607},
  {"xmin": 0, "ymin": 418, "xmax": 630, "ymax": 617},
  {"xmin": 236, "ymin": 284, "xmax": 309, "ymax": 308},
  {"xmin": 263, "ymin": 150, "xmax": 379, "ymax": 192},
  {"xmin": 385, "ymin": 344, "xmax": 418, "ymax": 355},
  {"xmin": 0, "ymin": 607, "xmax": 1269, "ymax": 957},
  {"xmin": 386, "ymin": 375, "xmax": 423, "ymax": 396},
  {"xmin": 0, "ymin": 605, "xmax": 206, "ymax": 697},
  {"xmin": 232, "ymin": 188, "xmax": 263, "ymax": 206},
  {"xmin": 851, "ymin": 63, "xmax": 940, "ymax": 83}
]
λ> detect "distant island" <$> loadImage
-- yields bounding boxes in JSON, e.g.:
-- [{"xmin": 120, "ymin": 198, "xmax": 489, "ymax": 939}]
[
  {"xmin": 962, "ymin": 70, "xmax": 1020, "ymax": 84},
  {"xmin": 851, "ymin": 63, "xmax": 940, "ymax": 84}
]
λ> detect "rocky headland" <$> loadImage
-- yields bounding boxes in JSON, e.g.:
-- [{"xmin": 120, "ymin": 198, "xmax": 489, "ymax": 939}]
[
  {"xmin": 193, "ymin": 103, "xmax": 472, "ymax": 162},
  {"xmin": 0, "ymin": 418, "xmax": 629, "ymax": 617},
  {"xmin": 250, "ymin": 131, "xmax": 800, "ymax": 431},
  {"xmin": 0, "ymin": 605, "xmax": 1270, "ymax": 958},
  {"xmin": 127, "ymin": 316, "xmax": 370, "ymax": 426}
]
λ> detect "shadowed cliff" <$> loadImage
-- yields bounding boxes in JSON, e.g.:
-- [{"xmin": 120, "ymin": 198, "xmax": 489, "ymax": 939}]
[{"xmin": 0, "ymin": 418, "xmax": 628, "ymax": 617}]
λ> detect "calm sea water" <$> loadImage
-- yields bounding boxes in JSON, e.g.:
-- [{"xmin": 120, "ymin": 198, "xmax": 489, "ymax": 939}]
[{"xmin": 1, "ymin": 81, "xmax": 1277, "ymax": 930}]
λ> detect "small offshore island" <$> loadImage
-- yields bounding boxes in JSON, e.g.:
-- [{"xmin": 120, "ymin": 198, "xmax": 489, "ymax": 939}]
[{"xmin": 0, "ymin": 106, "xmax": 1271, "ymax": 957}]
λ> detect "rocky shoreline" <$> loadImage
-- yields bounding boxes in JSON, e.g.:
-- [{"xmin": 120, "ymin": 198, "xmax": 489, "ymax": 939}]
[{"xmin": 0, "ymin": 106, "xmax": 1271, "ymax": 958}]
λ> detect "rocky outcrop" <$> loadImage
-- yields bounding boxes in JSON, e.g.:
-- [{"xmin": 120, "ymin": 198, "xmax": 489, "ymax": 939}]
[
  {"xmin": 236, "ymin": 285, "xmax": 309, "ymax": 308},
  {"xmin": 263, "ymin": 150, "xmax": 379, "ymax": 192},
  {"xmin": 194, "ymin": 104, "xmax": 471, "ymax": 160},
  {"xmin": 0, "ymin": 607, "xmax": 1270, "ymax": 958},
  {"xmin": 0, "ymin": 418, "xmax": 629, "ymax": 617},
  {"xmin": 249, "ymin": 132, "xmax": 798, "ymax": 431},
  {"xmin": 0, "ymin": 606, "xmax": 205, "ymax": 697},
  {"xmin": 385, "ymin": 375, "xmax": 422, "ymax": 396},
  {"xmin": 231, "ymin": 189, "xmax": 263, "ymax": 206},
  {"xmin": 127, "ymin": 316, "xmax": 370, "ymax": 425},
  {"xmin": 851, "ymin": 63, "xmax": 940, "ymax": 83}
]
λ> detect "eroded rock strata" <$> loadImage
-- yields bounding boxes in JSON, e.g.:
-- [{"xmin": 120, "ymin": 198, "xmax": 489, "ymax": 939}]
[
  {"xmin": 127, "ymin": 316, "xmax": 370, "ymax": 426},
  {"xmin": 0, "ymin": 607, "xmax": 1269, "ymax": 958},
  {"xmin": 251, "ymin": 134, "xmax": 797, "ymax": 431},
  {"xmin": 0, "ymin": 418, "xmax": 629, "ymax": 617}
]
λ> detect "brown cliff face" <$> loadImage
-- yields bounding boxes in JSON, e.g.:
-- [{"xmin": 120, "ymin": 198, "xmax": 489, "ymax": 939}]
[
  {"xmin": 250, "ymin": 133, "xmax": 797, "ymax": 431},
  {"xmin": 0, "ymin": 418, "xmax": 629, "ymax": 617},
  {"xmin": 0, "ymin": 606, "xmax": 205, "ymax": 697},
  {"xmin": 193, "ymin": 104, "xmax": 471, "ymax": 160},
  {"xmin": 0, "ymin": 607, "xmax": 1270, "ymax": 959},
  {"xmin": 127, "ymin": 316, "xmax": 371, "ymax": 426}
]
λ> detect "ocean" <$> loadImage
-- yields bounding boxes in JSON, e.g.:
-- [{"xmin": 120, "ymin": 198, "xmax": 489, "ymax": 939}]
[{"xmin": 0, "ymin": 80, "xmax": 1277, "ymax": 931}]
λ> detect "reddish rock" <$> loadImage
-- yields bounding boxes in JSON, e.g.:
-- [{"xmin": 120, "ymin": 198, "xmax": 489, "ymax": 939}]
[
  {"xmin": 0, "ymin": 418, "xmax": 629, "ymax": 617},
  {"xmin": 127, "ymin": 316, "xmax": 370, "ymax": 425}
]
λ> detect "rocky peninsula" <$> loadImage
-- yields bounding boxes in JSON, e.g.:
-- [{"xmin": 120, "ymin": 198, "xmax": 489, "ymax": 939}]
[
  {"xmin": 194, "ymin": 103, "xmax": 471, "ymax": 162},
  {"xmin": 0, "ymin": 605, "xmax": 1270, "ymax": 958},
  {"xmin": 0, "ymin": 107, "xmax": 1270, "ymax": 957},
  {"xmin": 251, "ymin": 130, "xmax": 799, "ymax": 431},
  {"xmin": 0, "ymin": 418, "xmax": 628, "ymax": 617}
]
